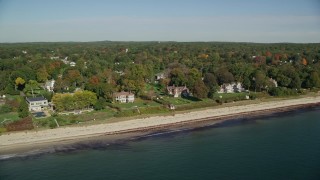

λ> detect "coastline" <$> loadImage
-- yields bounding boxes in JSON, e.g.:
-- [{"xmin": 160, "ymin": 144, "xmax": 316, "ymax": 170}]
[{"xmin": 1, "ymin": 96, "xmax": 320, "ymax": 155}]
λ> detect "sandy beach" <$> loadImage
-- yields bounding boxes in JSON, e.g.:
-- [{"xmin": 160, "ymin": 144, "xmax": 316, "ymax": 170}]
[{"xmin": 1, "ymin": 96, "xmax": 320, "ymax": 154}]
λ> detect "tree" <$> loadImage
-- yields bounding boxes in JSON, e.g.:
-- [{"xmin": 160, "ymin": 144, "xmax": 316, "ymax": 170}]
[
  {"xmin": 170, "ymin": 68, "xmax": 187, "ymax": 86},
  {"xmin": 24, "ymin": 80, "xmax": 40, "ymax": 97},
  {"xmin": 203, "ymin": 73, "xmax": 218, "ymax": 96},
  {"xmin": 65, "ymin": 69, "xmax": 83, "ymax": 87},
  {"xmin": 52, "ymin": 90, "xmax": 97, "ymax": 112},
  {"xmin": 36, "ymin": 67, "xmax": 49, "ymax": 82},
  {"xmin": 216, "ymin": 68, "xmax": 235, "ymax": 85},
  {"xmin": 18, "ymin": 99, "xmax": 29, "ymax": 118},
  {"xmin": 253, "ymin": 71, "xmax": 267, "ymax": 92},
  {"xmin": 15, "ymin": 77, "xmax": 25, "ymax": 91},
  {"xmin": 289, "ymin": 74, "xmax": 301, "ymax": 89},
  {"xmin": 302, "ymin": 58, "xmax": 308, "ymax": 66},
  {"xmin": 94, "ymin": 98, "xmax": 107, "ymax": 110},
  {"xmin": 193, "ymin": 79, "xmax": 209, "ymax": 98},
  {"xmin": 305, "ymin": 71, "xmax": 320, "ymax": 88}
]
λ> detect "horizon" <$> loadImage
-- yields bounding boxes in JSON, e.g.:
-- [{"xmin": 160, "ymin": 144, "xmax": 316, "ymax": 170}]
[
  {"xmin": 0, "ymin": 0, "xmax": 320, "ymax": 43},
  {"xmin": 1, "ymin": 40, "xmax": 320, "ymax": 44}
]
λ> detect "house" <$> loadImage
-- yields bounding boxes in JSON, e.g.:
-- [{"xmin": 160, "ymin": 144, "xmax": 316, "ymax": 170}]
[
  {"xmin": 155, "ymin": 73, "xmax": 165, "ymax": 81},
  {"xmin": 167, "ymin": 85, "xmax": 189, "ymax": 98},
  {"xmin": 44, "ymin": 79, "xmax": 55, "ymax": 92},
  {"xmin": 26, "ymin": 97, "xmax": 49, "ymax": 112},
  {"xmin": 114, "ymin": 91, "xmax": 135, "ymax": 103},
  {"xmin": 218, "ymin": 82, "xmax": 244, "ymax": 93},
  {"xmin": 269, "ymin": 78, "xmax": 278, "ymax": 87},
  {"xmin": 168, "ymin": 104, "xmax": 176, "ymax": 110},
  {"xmin": 70, "ymin": 62, "xmax": 76, "ymax": 67},
  {"xmin": 0, "ymin": 95, "xmax": 5, "ymax": 106}
]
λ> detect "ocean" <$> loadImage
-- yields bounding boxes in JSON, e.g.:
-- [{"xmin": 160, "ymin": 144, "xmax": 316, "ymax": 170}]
[{"xmin": 1, "ymin": 107, "xmax": 320, "ymax": 180}]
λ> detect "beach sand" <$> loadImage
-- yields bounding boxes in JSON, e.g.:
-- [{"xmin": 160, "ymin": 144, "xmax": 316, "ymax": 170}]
[{"xmin": 1, "ymin": 96, "xmax": 320, "ymax": 154}]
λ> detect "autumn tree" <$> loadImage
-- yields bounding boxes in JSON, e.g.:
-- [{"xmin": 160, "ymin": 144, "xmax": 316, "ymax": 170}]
[
  {"xmin": 65, "ymin": 69, "xmax": 83, "ymax": 87},
  {"xmin": 15, "ymin": 77, "xmax": 25, "ymax": 91},
  {"xmin": 302, "ymin": 58, "xmax": 308, "ymax": 66}
]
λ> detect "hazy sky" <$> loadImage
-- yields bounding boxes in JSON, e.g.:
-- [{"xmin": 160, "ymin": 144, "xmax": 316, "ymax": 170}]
[{"xmin": 0, "ymin": 0, "xmax": 319, "ymax": 43}]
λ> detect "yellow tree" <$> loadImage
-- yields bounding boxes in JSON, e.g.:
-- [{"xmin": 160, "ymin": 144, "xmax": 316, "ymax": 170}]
[{"xmin": 15, "ymin": 77, "xmax": 25, "ymax": 90}]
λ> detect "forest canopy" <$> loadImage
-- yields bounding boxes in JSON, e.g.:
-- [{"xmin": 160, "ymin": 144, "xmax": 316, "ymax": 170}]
[{"xmin": 1, "ymin": 41, "xmax": 320, "ymax": 99}]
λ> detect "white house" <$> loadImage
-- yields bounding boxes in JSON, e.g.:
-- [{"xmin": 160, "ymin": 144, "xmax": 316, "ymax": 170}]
[
  {"xmin": 114, "ymin": 92, "xmax": 135, "ymax": 103},
  {"xmin": 44, "ymin": 79, "xmax": 55, "ymax": 92},
  {"xmin": 26, "ymin": 97, "xmax": 49, "ymax": 112},
  {"xmin": 70, "ymin": 62, "xmax": 76, "ymax": 67},
  {"xmin": 269, "ymin": 78, "xmax": 278, "ymax": 87},
  {"xmin": 218, "ymin": 82, "xmax": 245, "ymax": 93},
  {"xmin": 155, "ymin": 73, "xmax": 165, "ymax": 81},
  {"xmin": 167, "ymin": 85, "xmax": 189, "ymax": 98}
]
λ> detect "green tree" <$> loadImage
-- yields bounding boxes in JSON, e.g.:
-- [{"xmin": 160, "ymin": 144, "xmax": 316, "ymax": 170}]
[
  {"xmin": 253, "ymin": 71, "xmax": 267, "ymax": 92},
  {"xmin": 305, "ymin": 71, "xmax": 320, "ymax": 88},
  {"xmin": 216, "ymin": 69, "xmax": 234, "ymax": 85},
  {"xmin": 36, "ymin": 67, "xmax": 49, "ymax": 82},
  {"xmin": 24, "ymin": 80, "xmax": 40, "ymax": 96},
  {"xmin": 170, "ymin": 68, "xmax": 187, "ymax": 86},
  {"xmin": 193, "ymin": 79, "xmax": 209, "ymax": 98},
  {"xmin": 18, "ymin": 99, "xmax": 29, "ymax": 118}
]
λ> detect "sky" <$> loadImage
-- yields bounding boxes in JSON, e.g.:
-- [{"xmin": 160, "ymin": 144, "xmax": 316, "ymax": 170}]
[{"xmin": 0, "ymin": 0, "xmax": 319, "ymax": 43}]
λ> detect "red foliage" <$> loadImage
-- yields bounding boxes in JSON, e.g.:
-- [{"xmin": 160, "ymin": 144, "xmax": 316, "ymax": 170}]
[
  {"xmin": 253, "ymin": 56, "xmax": 266, "ymax": 66},
  {"xmin": 6, "ymin": 116, "xmax": 34, "ymax": 131},
  {"xmin": 89, "ymin": 75, "xmax": 100, "ymax": 85},
  {"xmin": 274, "ymin": 54, "xmax": 281, "ymax": 61},
  {"xmin": 302, "ymin": 58, "xmax": 308, "ymax": 65},
  {"xmin": 265, "ymin": 51, "xmax": 272, "ymax": 57}
]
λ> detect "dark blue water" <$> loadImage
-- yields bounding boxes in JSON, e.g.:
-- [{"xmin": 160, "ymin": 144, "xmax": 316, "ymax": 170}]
[{"xmin": 1, "ymin": 108, "xmax": 320, "ymax": 180}]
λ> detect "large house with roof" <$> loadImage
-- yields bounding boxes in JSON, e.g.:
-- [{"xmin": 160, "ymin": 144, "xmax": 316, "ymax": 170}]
[
  {"xmin": 167, "ymin": 85, "xmax": 189, "ymax": 98},
  {"xmin": 218, "ymin": 82, "xmax": 245, "ymax": 93},
  {"xmin": 113, "ymin": 91, "xmax": 135, "ymax": 103},
  {"xmin": 26, "ymin": 97, "xmax": 49, "ymax": 112},
  {"xmin": 44, "ymin": 79, "xmax": 55, "ymax": 92}
]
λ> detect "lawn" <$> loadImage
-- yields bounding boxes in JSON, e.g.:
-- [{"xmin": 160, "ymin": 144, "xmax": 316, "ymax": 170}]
[
  {"xmin": 162, "ymin": 97, "xmax": 195, "ymax": 105},
  {"xmin": 211, "ymin": 92, "xmax": 249, "ymax": 100},
  {"xmin": 0, "ymin": 112, "xmax": 20, "ymax": 127},
  {"xmin": 114, "ymin": 98, "xmax": 162, "ymax": 110}
]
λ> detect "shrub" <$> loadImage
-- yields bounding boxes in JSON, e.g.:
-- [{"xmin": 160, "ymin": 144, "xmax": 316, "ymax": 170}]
[
  {"xmin": 268, "ymin": 87, "xmax": 298, "ymax": 97},
  {"xmin": 94, "ymin": 98, "xmax": 107, "ymax": 111},
  {"xmin": 49, "ymin": 120, "xmax": 57, "ymax": 129},
  {"xmin": 6, "ymin": 116, "xmax": 34, "ymax": 131},
  {"xmin": 0, "ymin": 127, "xmax": 7, "ymax": 134},
  {"xmin": 0, "ymin": 104, "xmax": 13, "ymax": 114},
  {"xmin": 114, "ymin": 109, "xmax": 139, "ymax": 117}
]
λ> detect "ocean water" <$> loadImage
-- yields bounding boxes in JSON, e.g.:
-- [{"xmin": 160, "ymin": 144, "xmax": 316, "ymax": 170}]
[{"xmin": 1, "ymin": 107, "xmax": 320, "ymax": 180}]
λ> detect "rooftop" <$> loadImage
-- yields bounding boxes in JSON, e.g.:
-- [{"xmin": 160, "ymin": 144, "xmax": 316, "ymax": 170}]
[
  {"xmin": 26, "ymin": 97, "xmax": 47, "ymax": 102},
  {"xmin": 114, "ymin": 91, "xmax": 134, "ymax": 96}
]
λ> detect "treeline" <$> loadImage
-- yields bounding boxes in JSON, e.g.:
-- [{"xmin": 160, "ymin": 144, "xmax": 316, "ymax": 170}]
[{"xmin": 1, "ymin": 42, "xmax": 320, "ymax": 100}]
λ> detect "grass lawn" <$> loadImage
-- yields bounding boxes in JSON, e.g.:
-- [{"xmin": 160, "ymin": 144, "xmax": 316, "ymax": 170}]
[
  {"xmin": 0, "ymin": 112, "xmax": 20, "ymax": 127},
  {"xmin": 211, "ymin": 92, "xmax": 249, "ymax": 99},
  {"xmin": 114, "ymin": 98, "xmax": 162, "ymax": 109}
]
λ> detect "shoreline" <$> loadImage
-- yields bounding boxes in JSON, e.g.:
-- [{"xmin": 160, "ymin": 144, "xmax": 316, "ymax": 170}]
[{"xmin": 1, "ymin": 96, "xmax": 320, "ymax": 155}]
